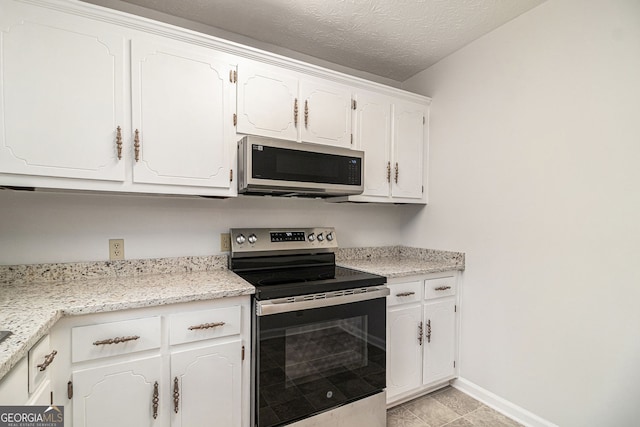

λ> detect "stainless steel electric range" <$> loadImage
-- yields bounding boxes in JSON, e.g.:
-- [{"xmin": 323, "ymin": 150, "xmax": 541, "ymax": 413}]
[{"xmin": 229, "ymin": 227, "xmax": 388, "ymax": 427}]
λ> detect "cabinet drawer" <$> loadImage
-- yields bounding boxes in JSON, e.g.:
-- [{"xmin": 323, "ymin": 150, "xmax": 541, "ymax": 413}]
[
  {"xmin": 424, "ymin": 276, "xmax": 456, "ymax": 300},
  {"xmin": 387, "ymin": 281, "xmax": 422, "ymax": 306},
  {"xmin": 28, "ymin": 335, "xmax": 55, "ymax": 393},
  {"xmin": 72, "ymin": 316, "xmax": 161, "ymax": 363},
  {"xmin": 169, "ymin": 306, "xmax": 241, "ymax": 345}
]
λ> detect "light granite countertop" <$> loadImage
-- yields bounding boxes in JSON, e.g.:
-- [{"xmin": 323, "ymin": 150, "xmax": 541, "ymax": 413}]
[
  {"xmin": 0, "ymin": 246, "xmax": 464, "ymax": 382},
  {"xmin": 0, "ymin": 255, "xmax": 254, "ymax": 382},
  {"xmin": 336, "ymin": 246, "xmax": 465, "ymax": 278}
]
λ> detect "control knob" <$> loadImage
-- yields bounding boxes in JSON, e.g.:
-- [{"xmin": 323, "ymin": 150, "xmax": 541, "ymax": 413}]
[
  {"xmin": 236, "ymin": 234, "xmax": 246, "ymax": 244},
  {"xmin": 326, "ymin": 232, "xmax": 334, "ymax": 241},
  {"xmin": 317, "ymin": 233, "xmax": 324, "ymax": 242},
  {"xmin": 248, "ymin": 234, "xmax": 257, "ymax": 244},
  {"xmin": 308, "ymin": 233, "xmax": 315, "ymax": 242}
]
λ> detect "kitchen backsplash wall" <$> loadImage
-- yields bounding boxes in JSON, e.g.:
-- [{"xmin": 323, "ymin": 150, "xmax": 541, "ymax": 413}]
[{"xmin": 0, "ymin": 189, "xmax": 421, "ymax": 265}]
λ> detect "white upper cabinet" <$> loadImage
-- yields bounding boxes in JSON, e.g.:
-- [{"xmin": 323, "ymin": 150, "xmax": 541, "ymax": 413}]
[
  {"xmin": 344, "ymin": 91, "xmax": 428, "ymax": 203},
  {"xmin": 236, "ymin": 65, "xmax": 299, "ymax": 141},
  {"xmin": 0, "ymin": 0, "xmax": 429, "ymax": 200},
  {"xmin": 299, "ymin": 79, "xmax": 352, "ymax": 147},
  {"xmin": 392, "ymin": 100, "xmax": 426, "ymax": 199},
  {"xmin": 131, "ymin": 38, "xmax": 234, "ymax": 189},
  {"xmin": 0, "ymin": 1, "xmax": 126, "ymax": 182},
  {"xmin": 354, "ymin": 91, "xmax": 392, "ymax": 198},
  {"xmin": 236, "ymin": 63, "xmax": 354, "ymax": 148}
]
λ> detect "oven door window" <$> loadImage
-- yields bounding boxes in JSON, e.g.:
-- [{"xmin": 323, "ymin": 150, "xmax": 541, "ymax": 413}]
[{"xmin": 256, "ymin": 298, "xmax": 385, "ymax": 427}]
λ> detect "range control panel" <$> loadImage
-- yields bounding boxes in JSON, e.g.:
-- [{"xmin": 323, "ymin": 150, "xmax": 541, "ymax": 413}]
[{"xmin": 230, "ymin": 227, "xmax": 338, "ymax": 256}]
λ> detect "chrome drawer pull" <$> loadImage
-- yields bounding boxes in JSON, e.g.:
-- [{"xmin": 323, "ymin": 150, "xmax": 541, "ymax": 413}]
[
  {"xmin": 434, "ymin": 286, "xmax": 452, "ymax": 291},
  {"xmin": 37, "ymin": 350, "xmax": 58, "ymax": 371},
  {"xmin": 396, "ymin": 291, "xmax": 415, "ymax": 297},
  {"xmin": 188, "ymin": 321, "xmax": 225, "ymax": 331},
  {"xmin": 92, "ymin": 335, "xmax": 140, "ymax": 346}
]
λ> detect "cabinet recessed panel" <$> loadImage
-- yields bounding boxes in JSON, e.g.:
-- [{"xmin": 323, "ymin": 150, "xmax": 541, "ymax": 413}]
[
  {"xmin": 356, "ymin": 93, "xmax": 392, "ymax": 197},
  {"xmin": 300, "ymin": 82, "xmax": 352, "ymax": 147},
  {"xmin": 171, "ymin": 340, "xmax": 242, "ymax": 427},
  {"xmin": 237, "ymin": 67, "xmax": 298, "ymax": 141},
  {"xmin": 0, "ymin": 11, "xmax": 125, "ymax": 181},
  {"xmin": 393, "ymin": 101, "xmax": 425, "ymax": 199},
  {"xmin": 387, "ymin": 304, "xmax": 423, "ymax": 399},
  {"xmin": 72, "ymin": 356, "xmax": 164, "ymax": 427},
  {"xmin": 132, "ymin": 39, "xmax": 232, "ymax": 188},
  {"xmin": 423, "ymin": 299, "xmax": 456, "ymax": 386}
]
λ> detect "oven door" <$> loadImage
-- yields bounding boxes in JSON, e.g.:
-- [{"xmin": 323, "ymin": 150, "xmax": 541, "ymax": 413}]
[{"xmin": 253, "ymin": 287, "xmax": 388, "ymax": 427}]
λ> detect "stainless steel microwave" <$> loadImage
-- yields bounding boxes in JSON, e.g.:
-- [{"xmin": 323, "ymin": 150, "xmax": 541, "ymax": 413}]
[{"xmin": 237, "ymin": 136, "xmax": 364, "ymax": 197}]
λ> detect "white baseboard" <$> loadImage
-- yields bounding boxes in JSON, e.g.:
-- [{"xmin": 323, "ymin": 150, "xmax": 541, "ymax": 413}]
[{"xmin": 452, "ymin": 378, "xmax": 558, "ymax": 427}]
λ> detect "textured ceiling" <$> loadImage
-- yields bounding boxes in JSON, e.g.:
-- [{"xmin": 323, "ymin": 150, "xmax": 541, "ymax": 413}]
[{"xmin": 110, "ymin": 0, "xmax": 546, "ymax": 81}]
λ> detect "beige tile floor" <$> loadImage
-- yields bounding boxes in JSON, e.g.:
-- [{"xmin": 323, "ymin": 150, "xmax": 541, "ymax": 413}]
[{"xmin": 387, "ymin": 386, "xmax": 523, "ymax": 427}]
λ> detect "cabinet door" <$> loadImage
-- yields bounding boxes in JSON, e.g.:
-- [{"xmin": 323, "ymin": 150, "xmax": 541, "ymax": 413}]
[
  {"xmin": 131, "ymin": 38, "xmax": 233, "ymax": 189},
  {"xmin": 236, "ymin": 65, "xmax": 299, "ymax": 141},
  {"xmin": 355, "ymin": 92, "xmax": 391, "ymax": 198},
  {"xmin": 299, "ymin": 80, "xmax": 352, "ymax": 147},
  {"xmin": 171, "ymin": 340, "xmax": 242, "ymax": 427},
  {"xmin": 72, "ymin": 356, "xmax": 166, "ymax": 427},
  {"xmin": 387, "ymin": 304, "xmax": 422, "ymax": 400},
  {"xmin": 392, "ymin": 101, "xmax": 426, "ymax": 199},
  {"xmin": 423, "ymin": 299, "xmax": 456, "ymax": 386},
  {"xmin": 0, "ymin": 357, "xmax": 28, "ymax": 405},
  {"xmin": 0, "ymin": 2, "xmax": 126, "ymax": 181}
]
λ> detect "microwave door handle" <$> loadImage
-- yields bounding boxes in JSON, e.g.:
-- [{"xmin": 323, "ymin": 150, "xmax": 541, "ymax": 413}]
[{"xmin": 256, "ymin": 287, "xmax": 389, "ymax": 316}]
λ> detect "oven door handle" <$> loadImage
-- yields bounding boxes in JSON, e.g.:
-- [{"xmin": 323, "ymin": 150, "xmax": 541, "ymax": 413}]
[{"xmin": 256, "ymin": 286, "xmax": 390, "ymax": 316}]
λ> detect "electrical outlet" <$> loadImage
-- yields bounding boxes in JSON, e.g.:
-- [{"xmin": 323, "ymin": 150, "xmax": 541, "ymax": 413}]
[
  {"xmin": 220, "ymin": 233, "xmax": 231, "ymax": 252},
  {"xmin": 109, "ymin": 239, "xmax": 125, "ymax": 260}
]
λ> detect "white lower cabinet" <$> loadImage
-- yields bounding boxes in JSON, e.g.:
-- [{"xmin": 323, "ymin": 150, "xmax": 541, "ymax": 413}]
[
  {"xmin": 0, "ymin": 357, "xmax": 29, "ymax": 405},
  {"xmin": 0, "ymin": 335, "xmax": 59, "ymax": 406},
  {"xmin": 387, "ymin": 273, "xmax": 459, "ymax": 405},
  {"xmin": 171, "ymin": 340, "xmax": 242, "ymax": 427},
  {"xmin": 423, "ymin": 299, "xmax": 456, "ymax": 386},
  {"xmin": 72, "ymin": 356, "xmax": 166, "ymax": 427},
  {"xmin": 49, "ymin": 296, "xmax": 250, "ymax": 427}
]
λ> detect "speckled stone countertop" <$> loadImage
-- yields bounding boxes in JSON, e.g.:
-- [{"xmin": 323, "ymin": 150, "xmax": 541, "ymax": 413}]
[
  {"xmin": 0, "ymin": 246, "xmax": 464, "ymax": 382},
  {"xmin": 336, "ymin": 246, "xmax": 465, "ymax": 278},
  {"xmin": 0, "ymin": 255, "xmax": 254, "ymax": 382}
]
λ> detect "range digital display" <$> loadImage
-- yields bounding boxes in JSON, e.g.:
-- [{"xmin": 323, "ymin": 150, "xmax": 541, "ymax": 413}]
[{"xmin": 270, "ymin": 231, "xmax": 305, "ymax": 242}]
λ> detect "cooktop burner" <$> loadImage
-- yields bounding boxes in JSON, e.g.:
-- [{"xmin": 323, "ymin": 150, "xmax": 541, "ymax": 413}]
[{"xmin": 228, "ymin": 227, "xmax": 386, "ymax": 300}]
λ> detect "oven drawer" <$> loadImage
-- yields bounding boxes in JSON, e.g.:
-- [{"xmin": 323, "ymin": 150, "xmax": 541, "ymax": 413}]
[
  {"xmin": 71, "ymin": 316, "xmax": 161, "ymax": 362},
  {"xmin": 424, "ymin": 276, "xmax": 456, "ymax": 300},
  {"xmin": 169, "ymin": 306, "xmax": 241, "ymax": 345},
  {"xmin": 387, "ymin": 281, "xmax": 422, "ymax": 306}
]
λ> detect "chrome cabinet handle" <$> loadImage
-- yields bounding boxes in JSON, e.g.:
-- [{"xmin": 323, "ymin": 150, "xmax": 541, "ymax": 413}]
[
  {"xmin": 92, "ymin": 335, "xmax": 140, "ymax": 346},
  {"xmin": 426, "ymin": 319, "xmax": 431, "ymax": 343},
  {"xmin": 294, "ymin": 98, "xmax": 299, "ymax": 127},
  {"xmin": 134, "ymin": 129, "xmax": 140, "ymax": 162},
  {"xmin": 116, "ymin": 126, "xmax": 123, "ymax": 160},
  {"xmin": 188, "ymin": 321, "xmax": 225, "ymax": 330},
  {"xmin": 395, "ymin": 291, "xmax": 415, "ymax": 297},
  {"xmin": 304, "ymin": 100, "xmax": 309, "ymax": 128},
  {"xmin": 37, "ymin": 350, "xmax": 58, "ymax": 372},
  {"xmin": 435, "ymin": 286, "xmax": 452, "ymax": 291},
  {"xmin": 395, "ymin": 162, "xmax": 399, "ymax": 183},
  {"xmin": 386, "ymin": 162, "xmax": 391, "ymax": 183},
  {"xmin": 173, "ymin": 377, "xmax": 180, "ymax": 413},
  {"xmin": 152, "ymin": 381, "xmax": 159, "ymax": 419},
  {"xmin": 418, "ymin": 321, "xmax": 423, "ymax": 346}
]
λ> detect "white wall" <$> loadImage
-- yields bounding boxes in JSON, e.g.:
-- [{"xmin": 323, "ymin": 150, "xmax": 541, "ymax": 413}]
[
  {"xmin": 403, "ymin": 0, "xmax": 640, "ymax": 425},
  {"xmin": 0, "ymin": 190, "xmax": 420, "ymax": 264}
]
